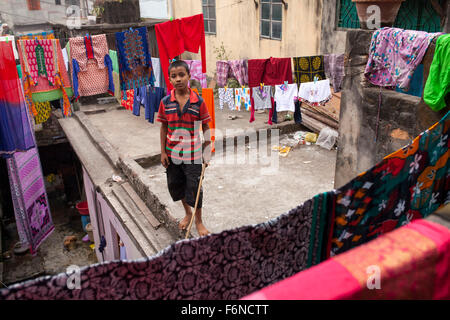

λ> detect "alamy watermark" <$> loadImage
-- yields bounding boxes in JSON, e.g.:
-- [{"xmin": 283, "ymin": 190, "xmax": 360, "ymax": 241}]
[
  {"xmin": 66, "ymin": 5, "xmax": 82, "ymax": 30},
  {"xmin": 366, "ymin": 265, "xmax": 381, "ymax": 290},
  {"xmin": 66, "ymin": 265, "xmax": 81, "ymax": 290}
]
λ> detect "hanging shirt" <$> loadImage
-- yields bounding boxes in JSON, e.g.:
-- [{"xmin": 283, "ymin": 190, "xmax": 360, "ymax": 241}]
[
  {"xmin": 324, "ymin": 53, "xmax": 344, "ymax": 93},
  {"xmin": 234, "ymin": 88, "xmax": 251, "ymax": 111},
  {"xmin": 184, "ymin": 59, "xmax": 207, "ymax": 88},
  {"xmin": 293, "ymin": 55, "xmax": 326, "ymax": 85},
  {"xmin": 365, "ymin": 27, "xmax": 442, "ymax": 90},
  {"xmin": 218, "ymin": 88, "xmax": 235, "ymax": 110},
  {"xmin": 274, "ymin": 83, "xmax": 298, "ymax": 112},
  {"xmin": 298, "ymin": 79, "xmax": 332, "ymax": 106},
  {"xmin": 155, "ymin": 14, "xmax": 206, "ymax": 91},
  {"xmin": 116, "ymin": 27, "xmax": 155, "ymax": 92},
  {"xmin": 69, "ymin": 34, "xmax": 114, "ymax": 100},
  {"xmin": 424, "ymin": 34, "xmax": 450, "ymax": 111},
  {"xmin": 252, "ymin": 85, "xmax": 272, "ymax": 110}
]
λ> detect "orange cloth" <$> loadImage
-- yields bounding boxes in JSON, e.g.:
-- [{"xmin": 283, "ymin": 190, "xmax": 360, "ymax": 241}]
[{"xmin": 192, "ymin": 88, "xmax": 215, "ymax": 152}]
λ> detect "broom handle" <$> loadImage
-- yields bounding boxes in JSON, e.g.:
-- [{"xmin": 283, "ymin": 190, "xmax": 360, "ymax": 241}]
[{"xmin": 185, "ymin": 163, "xmax": 207, "ymax": 239}]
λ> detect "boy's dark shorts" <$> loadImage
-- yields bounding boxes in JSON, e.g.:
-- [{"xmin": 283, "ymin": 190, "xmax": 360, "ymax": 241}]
[{"xmin": 166, "ymin": 158, "xmax": 203, "ymax": 208}]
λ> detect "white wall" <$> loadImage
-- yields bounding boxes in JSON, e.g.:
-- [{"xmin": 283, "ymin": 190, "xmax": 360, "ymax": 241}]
[{"xmin": 139, "ymin": 0, "xmax": 168, "ymax": 19}]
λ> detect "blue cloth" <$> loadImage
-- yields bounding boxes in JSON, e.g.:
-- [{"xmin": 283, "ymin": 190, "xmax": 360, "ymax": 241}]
[
  {"xmin": 104, "ymin": 54, "xmax": 115, "ymax": 95},
  {"xmin": 294, "ymin": 100, "xmax": 302, "ymax": 124},
  {"xmin": 146, "ymin": 87, "xmax": 165, "ymax": 123},
  {"xmin": 133, "ymin": 86, "xmax": 147, "ymax": 116},
  {"xmin": 272, "ymin": 102, "xmax": 277, "ymax": 124},
  {"xmin": 395, "ymin": 64, "xmax": 424, "ymax": 97},
  {"xmin": 72, "ymin": 58, "xmax": 80, "ymax": 101}
]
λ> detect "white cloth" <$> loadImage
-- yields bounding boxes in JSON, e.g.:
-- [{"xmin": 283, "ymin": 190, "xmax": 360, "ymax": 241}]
[
  {"xmin": 62, "ymin": 47, "xmax": 69, "ymax": 72},
  {"xmin": 151, "ymin": 57, "xmax": 162, "ymax": 87},
  {"xmin": 0, "ymin": 36, "xmax": 18, "ymax": 59},
  {"xmin": 274, "ymin": 83, "xmax": 298, "ymax": 112},
  {"xmin": 298, "ymin": 79, "xmax": 332, "ymax": 104}
]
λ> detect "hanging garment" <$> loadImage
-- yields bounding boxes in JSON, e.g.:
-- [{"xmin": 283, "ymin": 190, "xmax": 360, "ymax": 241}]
[
  {"xmin": 274, "ymin": 84, "xmax": 298, "ymax": 112},
  {"xmin": 326, "ymin": 110, "xmax": 450, "ymax": 258},
  {"xmin": 395, "ymin": 63, "xmax": 424, "ymax": 97},
  {"xmin": 34, "ymin": 101, "xmax": 52, "ymax": 125},
  {"xmin": 18, "ymin": 38, "xmax": 73, "ymax": 117},
  {"xmin": 151, "ymin": 57, "xmax": 164, "ymax": 88},
  {"xmin": 116, "ymin": 27, "xmax": 155, "ymax": 92},
  {"xmin": 0, "ymin": 35, "xmax": 19, "ymax": 59},
  {"xmin": 69, "ymin": 34, "xmax": 114, "ymax": 100},
  {"xmin": 298, "ymin": 79, "xmax": 332, "ymax": 106},
  {"xmin": 252, "ymin": 85, "xmax": 272, "ymax": 110},
  {"xmin": 0, "ymin": 42, "xmax": 35, "ymax": 158},
  {"xmin": 294, "ymin": 100, "xmax": 302, "ymax": 124},
  {"xmin": 146, "ymin": 87, "xmax": 166, "ymax": 123},
  {"xmin": 198, "ymin": 88, "xmax": 216, "ymax": 152},
  {"xmin": 109, "ymin": 49, "xmax": 122, "ymax": 103},
  {"xmin": 424, "ymin": 34, "xmax": 450, "ymax": 111},
  {"xmin": 184, "ymin": 59, "xmax": 207, "ymax": 88},
  {"xmin": 365, "ymin": 27, "xmax": 442, "ymax": 90},
  {"xmin": 216, "ymin": 60, "xmax": 248, "ymax": 87},
  {"xmin": 293, "ymin": 56, "xmax": 326, "ymax": 86},
  {"xmin": 218, "ymin": 87, "xmax": 235, "ymax": 110},
  {"xmin": 324, "ymin": 54, "xmax": 344, "ymax": 93},
  {"xmin": 244, "ymin": 219, "xmax": 450, "ymax": 300},
  {"xmin": 121, "ymin": 90, "xmax": 134, "ymax": 111},
  {"xmin": 234, "ymin": 88, "xmax": 251, "ymax": 111},
  {"xmin": 0, "ymin": 192, "xmax": 330, "ymax": 300},
  {"xmin": 132, "ymin": 86, "xmax": 147, "ymax": 116},
  {"xmin": 155, "ymin": 14, "xmax": 206, "ymax": 91},
  {"xmin": 109, "ymin": 49, "xmax": 119, "ymax": 73},
  {"xmin": 7, "ymin": 146, "xmax": 54, "ymax": 256}
]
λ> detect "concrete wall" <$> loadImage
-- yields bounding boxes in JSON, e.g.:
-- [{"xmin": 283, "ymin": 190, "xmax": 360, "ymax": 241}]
[
  {"xmin": 320, "ymin": 0, "xmax": 346, "ymax": 54},
  {"xmin": 172, "ymin": 0, "xmax": 323, "ymax": 82},
  {"xmin": 335, "ymin": 29, "xmax": 449, "ymax": 188}
]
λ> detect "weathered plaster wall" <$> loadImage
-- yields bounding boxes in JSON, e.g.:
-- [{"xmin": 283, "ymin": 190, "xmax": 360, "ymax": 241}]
[
  {"xmin": 335, "ymin": 29, "xmax": 449, "ymax": 188},
  {"xmin": 320, "ymin": 0, "xmax": 347, "ymax": 54},
  {"xmin": 172, "ymin": 0, "xmax": 323, "ymax": 82}
]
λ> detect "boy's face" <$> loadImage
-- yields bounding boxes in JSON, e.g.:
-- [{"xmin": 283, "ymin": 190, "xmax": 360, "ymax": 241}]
[{"xmin": 169, "ymin": 66, "xmax": 190, "ymax": 91}]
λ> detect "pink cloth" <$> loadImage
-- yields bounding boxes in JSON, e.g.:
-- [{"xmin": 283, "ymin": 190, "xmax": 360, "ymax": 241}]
[
  {"xmin": 184, "ymin": 59, "xmax": 207, "ymax": 88},
  {"xmin": 216, "ymin": 60, "xmax": 248, "ymax": 87},
  {"xmin": 23, "ymin": 39, "xmax": 56, "ymax": 85}
]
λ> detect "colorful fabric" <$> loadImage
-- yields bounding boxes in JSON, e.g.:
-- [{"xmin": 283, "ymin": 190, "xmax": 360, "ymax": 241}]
[
  {"xmin": 157, "ymin": 89, "xmax": 211, "ymax": 163},
  {"xmin": 184, "ymin": 60, "xmax": 207, "ymax": 88},
  {"xmin": 298, "ymin": 79, "xmax": 332, "ymax": 106},
  {"xmin": 193, "ymin": 88, "xmax": 216, "ymax": 153},
  {"xmin": 424, "ymin": 34, "xmax": 450, "ymax": 111},
  {"xmin": 252, "ymin": 86, "xmax": 273, "ymax": 110},
  {"xmin": 234, "ymin": 88, "xmax": 251, "ymax": 111},
  {"xmin": 121, "ymin": 90, "xmax": 134, "ymax": 111},
  {"xmin": 324, "ymin": 54, "xmax": 345, "ymax": 93},
  {"xmin": 7, "ymin": 146, "xmax": 54, "ymax": 256},
  {"xmin": 109, "ymin": 49, "xmax": 119, "ymax": 74},
  {"xmin": 327, "ymin": 110, "xmax": 450, "ymax": 258},
  {"xmin": 23, "ymin": 39, "xmax": 56, "ymax": 85},
  {"xmin": 216, "ymin": 60, "xmax": 248, "ymax": 87},
  {"xmin": 244, "ymin": 219, "xmax": 450, "ymax": 300},
  {"xmin": 0, "ymin": 35, "xmax": 18, "ymax": 59},
  {"xmin": 155, "ymin": 14, "xmax": 206, "ymax": 91},
  {"xmin": 34, "ymin": 101, "xmax": 52, "ymax": 124},
  {"xmin": 0, "ymin": 193, "xmax": 329, "ymax": 300},
  {"xmin": 116, "ymin": 27, "xmax": 154, "ymax": 92},
  {"xmin": 0, "ymin": 42, "xmax": 35, "ymax": 158},
  {"xmin": 365, "ymin": 27, "xmax": 441, "ymax": 90},
  {"xmin": 218, "ymin": 88, "xmax": 235, "ymax": 110},
  {"xmin": 69, "ymin": 34, "xmax": 114, "ymax": 99},
  {"xmin": 293, "ymin": 56, "xmax": 326, "ymax": 86}
]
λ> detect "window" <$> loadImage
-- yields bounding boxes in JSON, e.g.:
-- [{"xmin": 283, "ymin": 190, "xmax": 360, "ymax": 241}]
[
  {"xmin": 55, "ymin": 0, "xmax": 61, "ymax": 5},
  {"xmin": 261, "ymin": 0, "xmax": 282, "ymax": 40},
  {"xmin": 202, "ymin": 0, "xmax": 216, "ymax": 34},
  {"xmin": 27, "ymin": 0, "xmax": 41, "ymax": 10}
]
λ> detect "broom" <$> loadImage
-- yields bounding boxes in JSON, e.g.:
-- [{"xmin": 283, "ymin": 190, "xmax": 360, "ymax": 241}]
[{"xmin": 185, "ymin": 163, "xmax": 207, "ymax": 239}]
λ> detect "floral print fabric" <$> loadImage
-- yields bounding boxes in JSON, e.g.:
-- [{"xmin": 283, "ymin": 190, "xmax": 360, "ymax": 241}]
[{"xmin": 218, "ymin": 88, "xmax": 234, "ymax": 110}]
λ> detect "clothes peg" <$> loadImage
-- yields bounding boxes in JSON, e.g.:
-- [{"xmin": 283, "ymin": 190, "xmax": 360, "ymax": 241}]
[
  {"xmin": 314, "ymin": 75, "xmax": 318, "ymax": 84},
  {"xmin": 224, "ymin": 85, "xmax": 228, "ymax": 90},
  {"xmin": 5, "ymin": 37, "xmax": 8, "ymax": 43}
]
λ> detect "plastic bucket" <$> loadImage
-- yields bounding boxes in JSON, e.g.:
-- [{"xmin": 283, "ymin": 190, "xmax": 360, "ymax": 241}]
[{"xmin": 76, "ymin": 201, "xmax": 90, "ymax": 231}]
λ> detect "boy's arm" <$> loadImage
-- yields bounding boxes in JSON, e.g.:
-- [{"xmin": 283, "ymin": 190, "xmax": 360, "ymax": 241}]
[
  {"xmin": 202, "ymin": 122, "xmax": 211, "ymax": 166},
  {"xmin": 160, "ymin": 122, "xmax": 169, "ymax": 168}
]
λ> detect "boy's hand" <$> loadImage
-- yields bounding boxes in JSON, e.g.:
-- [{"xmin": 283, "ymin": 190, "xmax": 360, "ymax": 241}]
[{"xmin": 161, "ymin": 152, "xmax": 170, "ymax": 168}]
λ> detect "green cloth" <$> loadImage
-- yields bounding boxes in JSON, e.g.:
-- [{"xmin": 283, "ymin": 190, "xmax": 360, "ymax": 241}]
[
  {"xmin": 424, "ymin": 34, "xmax": 450, "ymax": 111},
  {"xmin": 32, "ymin": 87, "xmax": 74, "ymax": 103},
  {"xmin": 109, "ymin": 50, "xmax": 119, "ymax": 74},
  {"xmin": 17, "ymin": 64, "xmax": 22, "ymax": 79}
]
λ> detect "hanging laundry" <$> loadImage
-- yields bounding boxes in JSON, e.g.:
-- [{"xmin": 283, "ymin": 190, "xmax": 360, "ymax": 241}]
[
  {"xmin": 17, "ymin": 38, "xmax": 73, "ymax": 118},
  {"xmin": 184, "ymin": 59, "xmax": 207, "ymax": 88},
  {"xmin": 146, "ymin": 87, "xmax": 166, "ymax": 123},
  {"xmin": 274, "ymin": 83, "xmax": 298, "ymax": 112},
  {"xmin": 61, "ymin": 47, "xmax": 69, "ymax": 72},
  {"xmin": 109, "ymin": 49, "xmax": 122, "ymax": 104},
  {"xmin": 198, "ymin": 88, "xmax": 216, "ymax": 152},
  {"xmin": 218, "ymin": 87, "xmax": 235, "ymax": 110},
  {"xmin": 0, "ymin": 192, "xmax": 329, "ymax": 300},
  {"xmin": 294, "ymin": 99, "xmax": 302, "ymax": 124},
  {"xmin": 116, "ymin": 27, "xmax": 155, "ymax": 92},
  {"xmin": 0, "ymin": 42, "xmax": 35, "ymax": 158},
  {"xmin": 216, "ymin": 60, "xmax": 248, "ymax": 87},
  {"xmin": 424, "ymin": 34, "xmax": 450, "ymax": 111},
  {"xmin": 34, "ymin": 101, "xmax": 52, "ymax": 124},
  {"xmin": 326, "ymin": 110, "xmax": 450, "ymax": 258},
  {"xmin": 234, "ymin": 88, "xmax": 251, "ymax": 111},
  {"xmin": 155, "ymin": 14, "xmax": 206, "ymax": 91},
  {"xmin": 252, "ymin": 85, "xmax": 272, "ymax": 110},
  {"xmin": 121, "ymin": 90, "xmax": 134, "ymax": 111},
  {"xmin": 151, "ymin": 57, "xmax": 164, "ymax": 88},
  {"xmin": 365, "ymin": 27, "xmax": 442, "ymax": 90},
  {"xmin": 0, "ymin": 35, "xmax": 19, "ymax": 59},
  {"xmin": 69, "ymin": 34, "xmax": 114, "ymax": 100},
  {"xmin": 298, "ymin": 78, "xmax": 332, "ymax": 106},
  {"xmin": 324, "ymin": 53, "xmax": 344, "ymax": 93},
  {"xmin": 244, "ymin": 219, "xmax": 450, "ymax": 300},
  {"xmin": 132, "ymin": 86, "xmax": 147, "ymax": 116},
  {"xmin": 293, "ymin": 55, "xmax": 326, "ymax": 85},
  {"xmin": 395, "ymin": 63, "xmax": 424, "ymax": 97}
]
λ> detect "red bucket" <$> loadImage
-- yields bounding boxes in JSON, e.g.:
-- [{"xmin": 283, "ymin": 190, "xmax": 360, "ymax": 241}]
[{"xmin": 76, "ymin": 201, "xmax": 89, "ymax": 216}]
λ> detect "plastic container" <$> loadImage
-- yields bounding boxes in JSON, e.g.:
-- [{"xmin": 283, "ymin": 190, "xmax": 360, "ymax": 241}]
[
  {"xmin": 85, "ymin": 223, "xmax": 94, "ymax": 243},
  {"xmin": 76, "ymin": 201, "xmax": 90, "ymax": 231}
]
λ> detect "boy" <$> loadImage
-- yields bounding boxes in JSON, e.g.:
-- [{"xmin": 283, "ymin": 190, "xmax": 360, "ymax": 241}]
[{"xmin": 157, "ymin": 60, "xmax": 212, "ymax": 237}]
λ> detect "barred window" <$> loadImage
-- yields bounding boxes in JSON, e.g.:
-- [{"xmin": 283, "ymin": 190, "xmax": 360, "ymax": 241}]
[
  {"xmin": 202, "ymin": 0, "xmax": 216, "ymax": 34},
  {"xmin": 261, "ymin": 0, "xmax": 282, "ymax": 40}
]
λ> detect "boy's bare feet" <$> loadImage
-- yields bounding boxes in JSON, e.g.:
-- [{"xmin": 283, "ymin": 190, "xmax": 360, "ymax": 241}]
[
  {"xmin": 196, "ymin": 221, "xmax": 210, "ymax": 237},
  {"xmin": 179, "ymin": 214, "xmax": 192, "ymax": 230}
]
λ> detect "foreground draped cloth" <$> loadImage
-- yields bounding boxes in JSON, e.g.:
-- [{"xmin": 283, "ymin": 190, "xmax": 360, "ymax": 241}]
[
  {"xmin": 243, "ymin": 219, "xmax": 450, "ymax": 300},
  {"xmin": 0, "ymin": 42, "xmax": 35, "ymax": 158},
  {"xmin": 0, "ymin": 194, "xmax": 330, "ymax": 300}
]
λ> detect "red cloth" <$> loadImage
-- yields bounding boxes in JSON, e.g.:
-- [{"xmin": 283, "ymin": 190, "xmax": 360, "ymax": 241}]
[
  {"xmin": 242, "ymin": 219, "xmax": 450, "ymax": 300},
  {"xmin": 248, "ymin": 58, "xmax": 292, "ymax": 123},
  {"xmin": 155, "ymin": 14, "xmax": 206, "ymax": 92}
]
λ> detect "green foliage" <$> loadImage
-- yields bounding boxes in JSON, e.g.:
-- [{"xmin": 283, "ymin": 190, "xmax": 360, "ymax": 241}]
[{"xmin": 213, "ymin": 41, "xmax": 231, "ymax": 61}]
